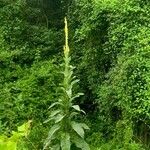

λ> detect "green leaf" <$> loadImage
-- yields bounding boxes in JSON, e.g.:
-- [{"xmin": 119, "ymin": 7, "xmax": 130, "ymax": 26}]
[
  {"xmin": 0, "ymin": 144, "xmax": 6, "ymax": 150},
  {"xmin": 68, "ymin": 71, "xmax": 73, "ymax": 79},
  {"xmin": 72, "ymin": 135, "xmax": 90, "ymax": 150},
  {"xmin": 80, "ymin": 123, "xmax": 90, "ymax": 130},
  {"xmin": 7, "ymin": 141, "xmax": 17, "ymax": 150},
  {"xmin": 71, "ymin": 121, "xmax": 84, "ymax": 138},
  {"xmin": 70, "ymin": 79, "xmax": 80, "ymax": 87},
  {"xmin": 50, "ymin": 110, "xmax": 61, "ymax": 118},
  {"xmin": 61, "ymin": 133, "xmax": 71, "ymax": 150},
  {"xmin": 71, "ymin": 105, "xmax": 86, "ymax": 114},
  {"xmin": 81, "ymin": 110, "xmax": 86, "ymax": 114},
  {"xmin": 70, "ymin": 112, "xmax": 79, "ymax": 119},
  {"xmin": 66, "ymin": 88, "xmax": 72, "ymax": 98},
  {"xmin": 17, "ymin": 120, "xmax": 32, "ymax": 137},
  {"xmin": 72, "ymin": 105, "xmax": 81, "ymax": 111},
  {"xmin": 61, "ymin": 87, "xmax": 72, "ymax": 98},
  {"xmin": 10, "ymin": 131, "xmax": 21, "ymax": 141},
  {"xmin": 60, "ymin": 87, "xmax": 67, "ymax": 93},
  {"xmin": 70, "ymin": 93, "xmax": 84, "ymax": 101},
  {"xmin": 43, "ymin": 124, "xmax": 60, "ymax": 150},
  {"xmin": 0, "ymin": 136, "xmax": 7, "ymax": 150},
  {"xmin": 44, "ymin": 110, "xmax": 61, "ymax": 123},
  {"xmin": 55, "ymin": 114, "xmax": 65, "ymax": 123},
  {"xmin": 44, "ymin": 117, "xmax": 53, "ymax": 124},
  {"xmin": 48, "ymin": 102, "xmax": 62, "ymax": 110},
  {"xmin": 0, "ymin": 135, "xmax": 7, "ymax": 142}
]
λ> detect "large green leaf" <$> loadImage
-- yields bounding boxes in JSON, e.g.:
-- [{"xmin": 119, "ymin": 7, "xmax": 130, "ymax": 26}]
[
  {"xmin": 72, "ymin": 135, "xmax": 90, "ymax": 150},
  {"xmin": 71, "ymin": 121, "xmax": 84, "ymax": 138},
  {"xmin": 61, "ymin": 133, "xmax": 71, "ymax": 150},
  {"xmin": 43, "ymin": 124, "xmax": 61, "ymax": 150}
]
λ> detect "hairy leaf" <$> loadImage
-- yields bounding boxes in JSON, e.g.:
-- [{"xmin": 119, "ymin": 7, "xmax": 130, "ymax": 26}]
[
  {"xmin": 55, "ymin": 114, "xmax": 65, "ymax": 123},
  {"xmin": 61, "ymin": 133, "xmax": 71, "ymax": 150},
  {"xmin": 43, "ymin": 124, "xmax": 60, "ymax": 150},
  {"xmin": 71, "ymin": 121, "xmax": 84, "ymax": 138},
  {"xmin": 72, "ymin": 135, "xmax": 90, "ymax": 150}
]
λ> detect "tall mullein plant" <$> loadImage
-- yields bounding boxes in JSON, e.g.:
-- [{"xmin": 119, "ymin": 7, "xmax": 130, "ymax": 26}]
[{"xmin": 43, "ymin": 18, "xmax": 90, "ymax": 150}]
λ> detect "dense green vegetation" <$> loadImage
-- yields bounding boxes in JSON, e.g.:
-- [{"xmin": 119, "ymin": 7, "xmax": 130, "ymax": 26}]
[
  {"xmin": 0, "ymin": 0, "xmax": 150, "ymax": 149},
  {"xmin": 0, "ymin": 121, "xmax": 31, "ymax": 150}
]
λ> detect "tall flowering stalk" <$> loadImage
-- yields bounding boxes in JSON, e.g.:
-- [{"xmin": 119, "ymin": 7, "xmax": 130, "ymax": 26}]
[{"xmin": 43, "ymin": 18, "xmax": 90, "ymax": 150}]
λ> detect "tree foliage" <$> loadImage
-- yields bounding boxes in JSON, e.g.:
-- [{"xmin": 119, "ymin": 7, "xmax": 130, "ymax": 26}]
[{"xmin": 68, "ymin": 0, "xmax": 150, "ymax": 148}]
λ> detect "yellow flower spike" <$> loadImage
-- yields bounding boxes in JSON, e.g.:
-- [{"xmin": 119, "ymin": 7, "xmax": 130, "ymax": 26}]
[{"xmin": 64, "ymin": 17, "xmax": 69, "ymax": 55}]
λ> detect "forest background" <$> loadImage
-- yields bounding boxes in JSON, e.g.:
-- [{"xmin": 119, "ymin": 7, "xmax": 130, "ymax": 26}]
[{"xmin": 0, "ymin": 0, "xmax": 150, "ymax": 149}]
